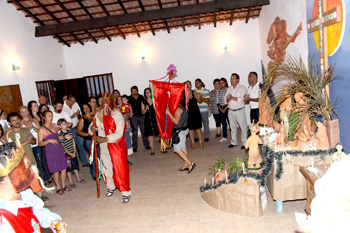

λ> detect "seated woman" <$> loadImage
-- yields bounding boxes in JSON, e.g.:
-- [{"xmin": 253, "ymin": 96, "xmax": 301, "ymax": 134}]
[{"xmin": 165, "ymin": 94, "xmax": 196, "ymax": 173}]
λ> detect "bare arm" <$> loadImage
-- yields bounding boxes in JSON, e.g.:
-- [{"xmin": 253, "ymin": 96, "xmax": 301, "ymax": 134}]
[
  {"xmin": 165, "ymin": 107, "xmax": 182, "ymax": 125},
  {"xmin": 77, "ymin": 118, "xmax": 89, "ymax": 137},
  {"xmin": 141, "ymin": 102, "xmax": 148, "ymax": 115}
]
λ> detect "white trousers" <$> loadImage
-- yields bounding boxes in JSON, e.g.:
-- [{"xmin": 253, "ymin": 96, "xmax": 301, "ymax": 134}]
[{"xmin": 228, "ymin": 108, "xmax": 248, "ymax": 146}]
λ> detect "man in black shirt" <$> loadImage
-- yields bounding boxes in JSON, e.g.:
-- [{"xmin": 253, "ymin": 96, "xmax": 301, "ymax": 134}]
[{"xmin": 128, "ymin": 86, "xmax": 150, "ymax": 152}]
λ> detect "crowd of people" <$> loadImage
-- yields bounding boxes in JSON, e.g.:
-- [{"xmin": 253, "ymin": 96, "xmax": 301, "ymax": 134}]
[{"xmin": 0, "ymin": 71, "xmax": 260, "ymax": 197}]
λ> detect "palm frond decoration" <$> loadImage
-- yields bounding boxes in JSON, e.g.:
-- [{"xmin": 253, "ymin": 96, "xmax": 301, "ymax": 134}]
[{"xmin": 262, "ymin": 55, "xmax": 338, "ymax": 130}]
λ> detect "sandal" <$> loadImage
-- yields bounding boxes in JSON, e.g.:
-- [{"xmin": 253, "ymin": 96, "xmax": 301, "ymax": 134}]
[
  {"xmin": 178, "ymin": 166, "xmax": 188, "ymax": 171},
  {"xmin": 56, "ymin": 189, "xmax": 65, "ymax": 195},
  {"xmin": 122, "ymin": 195, "xmax": 131, "ymax": 204},
  {"xmin": 106, "ymin": 188, "xmax": 116, "ymax": 197},
  {"xmin": 78, "ymin": 179, "xmax": 86, "ymax": 184},
  {"xmin": 63, "ymin": 186, "xmax": 72, "ymax": 192},
  {"xmin": 188, "ymin": 163, "xmax": 196, "ymax": 174},
  {"xmin": 69, "ymin": 183, "xmax": 77, "ymax": 188}
]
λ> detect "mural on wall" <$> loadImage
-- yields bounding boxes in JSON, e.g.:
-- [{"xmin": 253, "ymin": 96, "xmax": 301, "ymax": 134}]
[
  {"xmin": 307, "ymin": 0, "xmax": 348, "ymax": 151},
  {"xmin": 308, "ymin": 0, "xmax": 344, "ymax": 72},
  {"xmin": 266, "ymin": 17, "xmax": 303, "ymax": 69}
]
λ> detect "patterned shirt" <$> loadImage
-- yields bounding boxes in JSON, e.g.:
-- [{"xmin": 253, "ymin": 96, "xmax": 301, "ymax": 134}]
[
  {"xmin": 209, "ymin": 91, "xmax": 219, "ymax": 114},
  {"xmin": 195, "ymin": 87, "xmax": 210, "ymax": 113},
  {"xmin": 59, "ymin": 129, "xmax": 75, "ymax": 154},
  {"xmin": 217, "ymin": 87, "xmax": 228, "ymax": 106}
]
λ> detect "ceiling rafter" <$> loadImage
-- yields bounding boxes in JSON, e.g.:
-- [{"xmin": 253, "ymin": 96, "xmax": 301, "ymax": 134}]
[
  {"xmin": 164, "ymin": 19, "xmax": 170, "ymax": 33},
  {"xmin": 245, "ymin": 7, "xmax": 251, "ymax": 23},
  {"xmin": 198, "ymin": 15, "xmax": 201, "ymax": 30},
  {"xmin": 230, "ymin": 9, "xmax": 235, "ymax": 25},
  {"xmin": 214, "ymin": 12, "xmax": 217, "ymax": 27},
  {"xmin": 35, "ymin": 0, "xmax": 269, "ymax": 37},
  {"xmin": 157, "ymin": 0, "xmax": 163, "ymax": 9},
  {"xmin": 181, "ymin": 17, "xmax": 186, "ymax": 31},
  {"xmin": 148, "ymin": 21, "xmax": 156, "ymax": 35},
  {"xmin": 137, "ymin": 0, "xmax": 145, "ymax": 11},
  {"xmin": 75, "ymin": 0, "xmax": 111, "ymax": 41},
  {"xmin": 118, "ymin": 0, "xmax": 128, "ymax": 14},
  {"xmin": 10, "ymin": 0, "xmax": 70, "ymax": 47}
]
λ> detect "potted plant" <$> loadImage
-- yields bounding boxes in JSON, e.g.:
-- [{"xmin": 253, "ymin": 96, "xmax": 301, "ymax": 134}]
[
  {"xmin": 208, "ymin": 157, "xmax": 226, "ymax": 184},
  {"xmin": 227, "ymin": 155, "xmax": 248, "ymax": 173}
]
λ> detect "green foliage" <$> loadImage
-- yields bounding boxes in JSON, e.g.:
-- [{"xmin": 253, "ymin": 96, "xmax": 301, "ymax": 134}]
[
  {"xmin": 287, "ymin": 110, "xmax": 299, "ymax": 141},
  {"xmin": 227, "ymin": 155, "xmax": 248, "ymax": 173},
  {"xmin": 208, "ymin": 157, "xmax": 226, "ymax": 176},
  {"xmin": 262, "ymin": 55, "xmax": 338, "ymax": 124}
]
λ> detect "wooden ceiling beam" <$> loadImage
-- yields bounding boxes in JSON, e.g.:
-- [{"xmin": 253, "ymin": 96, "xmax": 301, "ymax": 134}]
[
  {"xmin": 230, "ymin": 10, "xmax": 235, "ymax": 25},
  {"xmin": 164, "ymin": 20, "xmax": 170, "ymax": 33},
  {"xmin": 181, "ymin": 17, "xmax": 186, "ymax": 31},
  {"xmin": 96, "ymin": 0, "xmax": 110, "ymax": 16},
  {"xmin": 132, "ymin": 24, "xmax": 141, "ymax": 37},
  {"xmin": 245, "ymin": 7, "xmax": 251, "ymax": 23},
  {"xmin": 115, "ymin": 26, "xmax": 126, "ymax": 40},
  {"xmin": 36, "ymin": 0, "xmax": 270, "ymax": 37},
  {"xmin": 148, "ymin": 21, "xmax": 156, "ymax": 36},
  {"xmin": 118, "ymin": 0, "xmax": 128, "ymax": 14},
  {"xmin": 177, "ymin": 0, "xmax": 181, "ymax": 6},
  {"xmin": 214, "ymin": 12, "xmax": 217, "ymax": 27},
  {"xmin": 198, "ymin": 16, "xmax": 201, "ymax": 30},
  {"xmin": 157, "ymin": 0, "xmax": 163, "ymax": 9},
  {"xmin": 76, "ymin": 0, "xmax": 111, "ymax": 42},
  {"xmin": 137, "ymin": 0, "xmax": 145, "ymax": 11}
]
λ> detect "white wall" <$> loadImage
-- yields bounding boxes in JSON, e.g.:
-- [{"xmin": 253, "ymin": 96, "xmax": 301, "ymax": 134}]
[
  {"xmin": 258, "ymin": 0, "xmax": 309, "ymax": 96},
  {"xmin": 64, "ymin": 20, "xmax": 263, "ymax": 126},
  {"xmin": 0, "ymin": 1, "xmax": 67, "ymax": 105}
]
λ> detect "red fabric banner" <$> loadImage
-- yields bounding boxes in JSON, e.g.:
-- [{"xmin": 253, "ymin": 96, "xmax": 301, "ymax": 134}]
[{"xmin": 151, "ymin": 80, "xmax": 185, "ymax": 141}]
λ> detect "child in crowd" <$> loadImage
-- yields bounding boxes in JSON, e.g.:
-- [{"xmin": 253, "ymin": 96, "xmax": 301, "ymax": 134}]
[
  {"xmin": 120, "ymin": 95, "xmax": 133, "ymax": 131},
  {"xmin": 117, "ymin": 95, "xmax": 133, "ymax": 156},
  {"xmin": 57, "ymin": 119, "xmax": 86, "ymax": 187}
]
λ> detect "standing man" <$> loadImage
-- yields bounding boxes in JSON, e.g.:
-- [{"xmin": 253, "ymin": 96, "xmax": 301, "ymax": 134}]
[
  {"xmin": 128, "ymin": 86, "xmax": 150, "ymax": 152},
  {"xmin": 225, "ymin": 73, "xmax": 248, "ymax": 149},
  {"xmin": 89, "ymin": 95, "xmax": 131, "ymax": 203},
  {"xmin": 63, "ymin": 95, "xmax": 88, "ymax": 167},
  {"xmin": 244, "ymin": 72, "xmax": 261, "ymax": 124},
  {"xmin": 194, "ymin": 79, "xmax": 210, "ymax": 142},
  {"xmin": 52, "ymin": 100, "xmax": 72, "ymax": 127}
]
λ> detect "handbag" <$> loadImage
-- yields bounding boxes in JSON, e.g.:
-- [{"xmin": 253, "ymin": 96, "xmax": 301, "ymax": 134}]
[{"xmin": 172, "ymin": 129, "xmax": 181, "ymax": 144}]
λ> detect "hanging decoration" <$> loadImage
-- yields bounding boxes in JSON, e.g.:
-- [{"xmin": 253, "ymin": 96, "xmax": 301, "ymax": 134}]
[{"xmin": 150, "ymin": 65, "xmax": 186, "ymax": 151}]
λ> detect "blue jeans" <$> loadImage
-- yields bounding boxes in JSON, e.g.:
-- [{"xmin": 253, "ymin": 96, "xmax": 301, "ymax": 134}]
[
  {"xmin": 219, "ymin": 109, "xmax": 230, "ymax": 138},
  {"xmin": 32, "ymin": 146, "xmax": 51, "ymax": 182},
  {"xmin": 71, "ymin": 128, "xmax": 88, "ymax": 166},
  {"xmin": 124, "ymin": 130, "xmax": 132, "ymax": 149},
  {"xmin": 83, "ymin": 139, "xmax": 100, "ymax": 179}
]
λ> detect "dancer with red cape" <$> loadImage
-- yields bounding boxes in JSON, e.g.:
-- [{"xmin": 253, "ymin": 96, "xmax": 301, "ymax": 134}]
[{"xmin": 89, "ymin": 93, "xmax": 131, "ymax": 203}]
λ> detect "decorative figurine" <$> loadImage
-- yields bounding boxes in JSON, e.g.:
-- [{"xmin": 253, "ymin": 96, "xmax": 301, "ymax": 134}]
[
  {"xmin": 245, "ymin": 124, "xmax": 263, "ymax": 172},
  {"xmin": 332, "ymin": 143, "xmax": 347, "ymax": 164},
  {"xmin": 315, "ymin": 122, "xmax": 329, "ymax": 150}
]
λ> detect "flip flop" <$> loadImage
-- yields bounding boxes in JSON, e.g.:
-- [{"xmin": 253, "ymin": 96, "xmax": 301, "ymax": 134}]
[
  {"xmin": 56, "ymin": 189, "xmax": 65, "ymax": 195},
  {"xmin": 78, "ymin": 179, "xmax": 86, "ymax": 184},
  {"xmin": 63, "ymin": 186, "xmax": 72, "ymax": 192},
  {"xmin": 69, "ymin": 183, "xmax": 77, "ymax": 188}
]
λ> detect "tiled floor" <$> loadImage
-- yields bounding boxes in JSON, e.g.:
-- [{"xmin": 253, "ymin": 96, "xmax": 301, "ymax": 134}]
[{"xmin": 43, "ymin": 130, "xmax": 304, "ymax": 233}]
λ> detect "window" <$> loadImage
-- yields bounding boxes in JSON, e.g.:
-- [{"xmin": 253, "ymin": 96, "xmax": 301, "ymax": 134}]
[
  {"xmin": 84, "ymin": 73, "xmax": 114, "ymax": 97},
  {"xmin": 35, "ymin": 80, "xmax": 56, "ymax": 105}
]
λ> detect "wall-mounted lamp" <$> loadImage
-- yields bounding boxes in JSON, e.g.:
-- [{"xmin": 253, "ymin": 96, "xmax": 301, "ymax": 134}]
[
  {"xmin": 11, "ymin": 60, "xmax": 20, "ymax": 71},
  {"xmin": 219, "ymin": 40, "xmax": 231, "ymax": 51},
  {"xmin": 138, "ymin": 50, "xmax": 148, "ymax": 60}
]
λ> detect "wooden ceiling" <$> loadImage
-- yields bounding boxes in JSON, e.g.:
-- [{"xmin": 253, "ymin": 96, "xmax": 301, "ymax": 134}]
[{"xmin": 8, "ymin": 0, "xmax": 270, "ymax": 47}]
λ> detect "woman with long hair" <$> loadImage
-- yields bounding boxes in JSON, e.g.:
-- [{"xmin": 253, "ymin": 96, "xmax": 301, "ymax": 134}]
[
  {"xmin": 217, "ymin": 77, "xmax": 230, "ymax": 142},
  {"xmin": 141, "ymin": 88, "xmax": 160, "ymax": 155},
  {"xmin": 166, "ymin": 94, "xmax": 196, "ymax": 173},
  {"xmin": 185, "ymin": 81, "xmax": 204, "ymax": 149},
  {"xmin": 38, "ymin": 110, "xmax": 71, "ymax": 195},
  {"xmin": 28, "ymin": 100, "xmax": 42, "ymax": 124},
  {"xmin": 38, "ymin": 104, "xmax": 49, "ymax": 123},
  {"xmin": 19, "ymin": 106, "xmax": 52, "ymax": 185},
  {"xmin": 210, "ymin": 79, "xmax": 222, "ymax": 137},
  {"xmin": 77, "ymin": 103, "xmax": 97, "ymax": 180}
]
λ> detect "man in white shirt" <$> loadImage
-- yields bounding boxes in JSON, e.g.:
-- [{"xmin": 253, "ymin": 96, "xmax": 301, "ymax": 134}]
[
  {"xmin": 52, "ymin": 100, "xmax": 72, "ymax": 127},
  {"xmin": 225, "ymin": 73, "xmax": 248, "ymax": 149},
  {"xmin": 244, "ymin": 72, "xmax": 261, "ymax": 124},
  {"xmin": 63, "ymin": 95, "xmax": 89, "ymax": 167}
]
